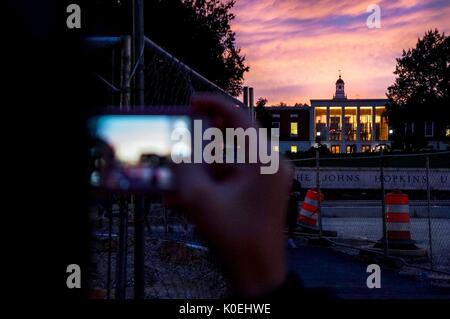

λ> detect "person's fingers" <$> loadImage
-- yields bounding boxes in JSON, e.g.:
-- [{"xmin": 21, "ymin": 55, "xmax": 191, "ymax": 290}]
[
  {"xmin": 171, "ymin": 162, "xmax": 215, "ymax": 208},
  {"xmin": 171, "ymin": 162, "xmax": 236, "ymax": 239},
  {"xmin": 170, "ymin": 94, "xmax": 252, "ymax": 210},
  {"xmin": 191, "ymin": 93, "xmax": 264, "ymax": 178}
]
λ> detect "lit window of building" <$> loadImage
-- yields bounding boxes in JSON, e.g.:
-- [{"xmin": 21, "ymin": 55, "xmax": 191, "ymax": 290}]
[
  {"xmin": 290, "ymin": 122, "xmax": 298, "ymax": 136},
  {"xmin": 361, "ymin": 145, "xmax": 371, "ymax": 152},
  {"xmin": 360, "ymin": 107, "xmax": 372, "ymax": 141},
  {"xmin": 329, "ymin": 107, "xmax": 342, "ymax": 141},
  {"xmin": 331, "ymin": 145, "xmax": 340, "ymax": 154},
  {"xmin": 315, "ymin": 107, "xmax": 327, "ymax": 140},
  {"xmin": 344, "ymin": 107, "xmax": 357, "ymax": 141},
  {"xmin": 290, "ymin": 145, "xmax": 298, "ymax": 153},
  {"xmin": 346, "ymin": 145, "xmax": 355, "ymax": 153},
  {"xmin": 375, "ymin": 107, "xmax": 388, "ymax": 141}
]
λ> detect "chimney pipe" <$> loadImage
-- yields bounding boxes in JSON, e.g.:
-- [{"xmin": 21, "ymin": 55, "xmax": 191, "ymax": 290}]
[
  {"xmin": 249, "ymin": 87, "xmax": 254, "ymax": 121},
  {"xmin": 243, "ymin": 86, "xmax": 249, "ymax": 108}
]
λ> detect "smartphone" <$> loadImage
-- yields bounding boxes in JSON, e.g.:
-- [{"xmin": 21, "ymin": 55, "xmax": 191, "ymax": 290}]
[{"xmin": 89, "ymin": 109, "xmax": 192, "ymax": 192}]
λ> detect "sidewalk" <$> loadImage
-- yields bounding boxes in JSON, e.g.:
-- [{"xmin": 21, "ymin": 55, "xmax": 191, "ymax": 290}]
[{"xmin": 287, "ymin": 244, "xmax": 450, "ymax": 299}]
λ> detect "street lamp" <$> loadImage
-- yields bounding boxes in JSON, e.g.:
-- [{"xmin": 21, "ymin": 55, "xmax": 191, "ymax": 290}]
[
  {"xmin": 388, "ymin": 129, "xmax": 394, "ymax": 150},
  {"xmin": 315, "ymin": 131, "xmax": 322, "ymax": 147}
]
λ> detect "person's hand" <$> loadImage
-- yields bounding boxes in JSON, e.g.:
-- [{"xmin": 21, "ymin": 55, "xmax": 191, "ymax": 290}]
[{"xmin": 169, "ymin": 94, "xmax": 293, "ymax": 297}]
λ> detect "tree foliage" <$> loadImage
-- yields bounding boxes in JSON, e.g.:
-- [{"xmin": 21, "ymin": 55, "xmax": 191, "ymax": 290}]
[
  {"xmin": 145, "ymin": 0, "xmax": 249, "ymax": 97},
  {"xmin": 386, "ymin": 29, "xmax": 450, "ymax": 149},
  {"xmin": 85, "ymin": 0, "xmax": 249, "ymax": 97},
  {"xmin": 386, "ymin": 30, "xmax": 449, "ymax": 123},
  {"xmin": 255, "ymin": 97, "xmax": 271, "ymax": 129},
  {"xmin": 387, "ymin": 29, "xmax": 449, "ymax": 110},
  {"xmin": 255, "ymin": 97, "xmax": 268, "ymax": 108}
]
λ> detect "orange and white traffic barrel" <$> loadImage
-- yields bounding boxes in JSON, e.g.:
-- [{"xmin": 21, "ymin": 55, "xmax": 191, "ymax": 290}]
[
  {"xmin": 385, "ymin": 190, "xmax": 412, "ymax": 242},
  {"xmin": 297, "ymin": 189, "xmax": 324, "ymax": 230},
  {"xmin": 373, "ymin": 189, "xmax": 425, "ymax": 254}
]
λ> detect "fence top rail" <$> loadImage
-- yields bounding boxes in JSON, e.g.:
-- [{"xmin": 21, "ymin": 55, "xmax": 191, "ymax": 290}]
[
  {"xmin": 285, "ymin": 150, "xmax": 450, "ymax": 162},
  {"xmin": 144, "ymin": 36, "xmax": 244, "ymax": 107},
  {"xmin": 83, "ymin": 36, "xmax": 123, "ymax": 49}
]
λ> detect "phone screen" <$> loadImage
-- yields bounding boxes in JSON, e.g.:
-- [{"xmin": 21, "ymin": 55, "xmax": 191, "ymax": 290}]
[{"xmin": 89, "ymin": 114, "xmax": 191, "ymax": 191}]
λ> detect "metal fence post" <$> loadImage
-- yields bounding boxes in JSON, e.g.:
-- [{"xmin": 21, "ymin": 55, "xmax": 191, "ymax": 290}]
[
  {"xmin": 426, "ymin": 155, "xmax": 434, "ymax": 270},
  {"xmin": 120, "ymin": 36, "xmax": 131, "ymax": 110},
  {"xmin": 380, "ymin": 151, "xmax": 388, "ymax": 256},
  {"xmin": 106, "ymin": 193, "xmax": 113, "ymax": 299},
  {"xmin": 115, "ymin": 194, "xmax": 129, "ymax": 299},
  {"xmin": 134, "ymin": 194, "xmax": 146, "ymax": 299},
  {"xmin": 316, "ymin": 148, "xmax": 323, "ymax": 237},
  {"xmin": 133, "ymin": 0, "xmax": 145, "ymax": 106},
  {"xmin": 131, "ymin": 0, "xmax": 146, "ymax": 300}
]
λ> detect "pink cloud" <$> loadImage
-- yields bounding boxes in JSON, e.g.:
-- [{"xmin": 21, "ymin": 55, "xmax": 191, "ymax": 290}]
[{"xmin": 231, "ymin": 0, "xmax": 450, "ymax": 105}]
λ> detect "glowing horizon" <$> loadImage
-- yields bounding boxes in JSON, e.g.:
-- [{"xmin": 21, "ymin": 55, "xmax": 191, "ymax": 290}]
[
  {"xmin": 94, "ymin": 115, "xmax": 191, "ymax": 164},
  {"xmin": 231, "ymin": 0, "xmax": 450, "ymax": 106}
]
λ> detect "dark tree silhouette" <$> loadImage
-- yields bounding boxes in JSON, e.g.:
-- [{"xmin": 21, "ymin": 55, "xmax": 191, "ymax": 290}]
[
  {"xmin": 386, "ymin": 29, "xmax": 450, "ymax": 150},
  {"xmin": 145, "ymin": 0, "xmax": 248, "ymax": 97},
  {"xmin": 256, "ymin": 97, "xmax": 268, "ymax": 108},
  {"xmin": 255, "ymin": 97, "xmax": 271, "ymax": 129},
  {"xmin": 85, "ymin": 0, "xmax": 249, "ymax": 97}
]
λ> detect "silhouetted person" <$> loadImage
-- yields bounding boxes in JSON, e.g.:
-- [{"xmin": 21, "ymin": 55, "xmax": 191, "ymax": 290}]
[{"xmin": 287, "ymin": 179, "xmax": 302, "ymax": 248}]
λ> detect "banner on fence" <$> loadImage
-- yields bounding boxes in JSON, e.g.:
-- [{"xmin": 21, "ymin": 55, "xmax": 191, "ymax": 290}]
[{"xmin": 295, "ymin": 167, "xmax": 450, "ymax": 190}]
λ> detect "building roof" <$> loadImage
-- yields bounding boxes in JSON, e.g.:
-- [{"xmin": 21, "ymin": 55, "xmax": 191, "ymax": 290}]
[
  {"xmin": 265, "ymin": 106, "xmax": 310, "ymax": 111},
  {"xmin": 310, "ymin": 98, "xmax": 388, "ymax": 102},
  {"xmin": 310, "ymin": 98, "xmax": 388, "ymax": 106}
]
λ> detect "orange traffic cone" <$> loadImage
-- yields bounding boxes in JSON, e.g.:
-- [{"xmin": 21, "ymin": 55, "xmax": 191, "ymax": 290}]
[
  {"xmin": 374, "ymin": 190, "xmax": 426, "ymax": 256},
  {"xmin": 297, "ymin": 189, "xmax": 323, "ymax": 231}
]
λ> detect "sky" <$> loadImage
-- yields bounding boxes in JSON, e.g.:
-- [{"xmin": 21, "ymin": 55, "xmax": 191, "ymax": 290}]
[
  {"xmin": 95, "ymin": 115, "xmax": 191, "ymax": 164},
  {"xmin": 231, "ymin": 0, "xmax": 450, "ymax": 105}
]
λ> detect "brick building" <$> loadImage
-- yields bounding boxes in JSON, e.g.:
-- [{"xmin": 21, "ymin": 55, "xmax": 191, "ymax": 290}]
[
  {"xmin": 265, "ymin": 75, "xmax": 391, "ymax": 154},
  {"xmin": 266, "ymin": 106, "xmax": 311, "ymax": 153}
]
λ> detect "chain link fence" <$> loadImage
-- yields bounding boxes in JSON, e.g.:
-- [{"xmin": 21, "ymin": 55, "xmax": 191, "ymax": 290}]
[
  {"xmin": 88, "ymin": 194, "xmax": 230, "ymax": 299},
  {"xmin": 143, "ymin": 37, "xmax": 243, "ymax": 108},
  {"xmin": 85, "ymin": 35, "xmax": 241, "ymax": 299},
  {"xmin": 291, "ymin": 151, "xmax": 450, "ymax": 275},
  {"xmin": 84, "ymin": 35, "xmax": 450, "ymax": 298}
]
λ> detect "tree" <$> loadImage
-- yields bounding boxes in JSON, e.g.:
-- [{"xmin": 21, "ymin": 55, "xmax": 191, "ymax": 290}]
[
  {"xmin": 255, "ymin": 97, "xmax": 271, "ymax": 129},
  {"xmin": 145, "ymin": 0, "xmax": 249, "ymax": 97},
  {"xmin": 256, "ymin": 97, "xmax": 268, "ymax": 108},
  {"xmin": 85, "ymin": 0, "xmax": 249, "ymax": 97},
  {"xmin": 386, "ymin": 29, "xmax": 450, "ymax": 150}
]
